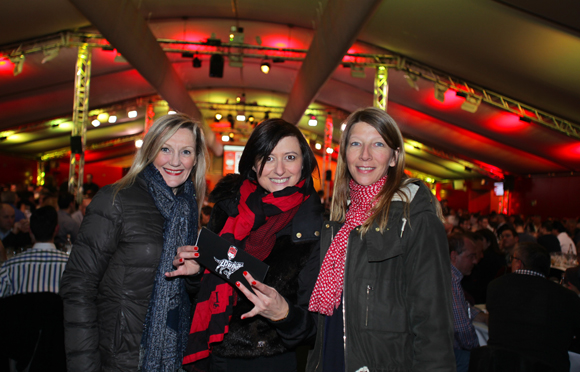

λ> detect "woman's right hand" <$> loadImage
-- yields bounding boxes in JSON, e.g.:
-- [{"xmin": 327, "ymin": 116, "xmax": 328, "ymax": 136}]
[{"xmin": 164, "ymin": 245, "xmax": 202, "ymax": 277}]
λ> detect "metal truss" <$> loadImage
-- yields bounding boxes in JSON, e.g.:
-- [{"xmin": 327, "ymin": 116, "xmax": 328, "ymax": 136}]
[
  {"xmin": 68, "ymin": 44, "xmax": 91, "ymax": 202},
  {"xmin": 2, "ymin": 31, "xmax": 577, "ymax": 139},
  {"xmin": 373, "ymin": 66, "xmax": 388, "ymax": 111}
]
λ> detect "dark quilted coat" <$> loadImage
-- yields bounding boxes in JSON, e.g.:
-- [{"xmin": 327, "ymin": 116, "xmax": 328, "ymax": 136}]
[{"xmin": 60, "ymin": 173, "xmax": 165, "ymax": 372}]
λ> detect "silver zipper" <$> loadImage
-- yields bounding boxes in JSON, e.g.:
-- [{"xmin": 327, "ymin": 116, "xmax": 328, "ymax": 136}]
[
  {"xmin": 400, "ymin": 217, "xmax": 407, "ymax": 237},
  {"xmin": 365, "ymin": 284, "xmax": 373, "ymax": 327}
]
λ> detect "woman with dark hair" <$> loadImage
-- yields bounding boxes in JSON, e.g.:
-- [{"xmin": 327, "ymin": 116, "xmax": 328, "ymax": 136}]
[
  {"xmin": 61, "ymin": 113, "xmax": 207, "ymax": 371},
  {"xmin": 306, "ymin": 107, "xmax": 455, "ymax": 371},
  {"xmin": 168, "ymin": 118, "xmax": 323, "ymax": 372}
]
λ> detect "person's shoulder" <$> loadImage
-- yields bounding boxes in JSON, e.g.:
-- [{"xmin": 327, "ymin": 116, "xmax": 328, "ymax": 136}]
[{"xmin": 209, "ymin": 174, "xmax": 242, "ymax": 203}]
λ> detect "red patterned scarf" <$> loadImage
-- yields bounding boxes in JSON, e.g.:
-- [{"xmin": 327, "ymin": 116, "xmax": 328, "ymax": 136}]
[
  {"xmin": 308, "ymin": 176, "xmax": 386, "ymax": 316},
  {"xmin": 183, "ymin": 178, "xmax": 310, "ymax": 370}
]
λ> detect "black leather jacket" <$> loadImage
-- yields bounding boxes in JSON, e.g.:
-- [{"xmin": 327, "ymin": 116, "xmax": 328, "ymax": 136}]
[
  {"xmin": 189, "ymin": 174, "xmax": 323, "ymax": 358},
  {"xmin": 60, "ymin": 174, "xmax": 165, "ymax": 371},
  {"xmin": 306, "ymin": 181, "xmax": 456, "ymax": 372}
]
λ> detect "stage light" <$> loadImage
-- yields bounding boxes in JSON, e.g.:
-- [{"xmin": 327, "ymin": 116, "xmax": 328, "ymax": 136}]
[
  {"xmin": 404, "ymin": 74, "xmax": 419, "ymax": 90},
  {"xmin": 229, "ymin": 132, "xmax": 234, "ymax": 138},
  {"xmin": 460, "ymin": 95, "xmax": 482, "ymax": 113},
  {"xmin": 193, "ymin": 56, "xmax": 202, "ymax": 68},
  {"xmin": 247, "ymin": 115, "xmax": 255, "ymax": 123},
  {"xmin": 209, "ymin": 54, "xmax": 224, "ymax": 78},
  {"xmin": 128, "ymin": 110, "xmax": 138, "ymax": 118},
  {"xmin": 315, "ymin": 143, "xmax": 322, "ymax": 150},
  {"xmin": 215, "ymin": 113, "xmax": 223, "ymax": 121},
  {"xmin": 519, "ymin": 116, "xmax": 532, "ymax": 123},
  {"xmin": 236, "ymin": 114, "xmax": 246, "ymax": 121},
  {"xmin": 260, "ymin": 61, "xmax": 270, "ymax": 74},
  {"xmin": 236, "ymin": 93, "xmax": 246, "ymax": 104},
  {"xmin": 135, "ymin": 139, "xmax": 143, "ymax": 148},
  {"xmin": 434, "ymin": 83, "xmax": 447, "ymax": 103},
  {"xmin": 109, "ymin": 115, "xmax": 117, "ymax": 123},
  {"xmin": 168, "ymin": 110, "xmax": 176, "ymax": 115},
  {"xmin": 97, "ymin": 113, "xmax": 109, "ymax": 122},
  {"xmin": 350, "ymin": 65, "xmax": 365, "ymax": 78},
  {"xmin": 42, "ymin": 47, "xmax": 59, "ymax": 64},
  {"xmin": 91, "ymin": 119, "xmax": 101, "ymax": 127},
  {"xmin": 221, "ymin": 134, "xmax": 230, "ymax": 142},
  {"xmin": 326, "ymin": 147, "xmax": 334, "ymax": 154},
  {"xmin": 308, "ymin": 115, "xmax": 318, "ymax": 126}
]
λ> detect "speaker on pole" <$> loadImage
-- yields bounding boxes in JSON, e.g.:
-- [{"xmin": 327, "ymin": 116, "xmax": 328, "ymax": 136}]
[{"xmin": 209, "ymin": 55, "xmax": 224, "ymax": 78}]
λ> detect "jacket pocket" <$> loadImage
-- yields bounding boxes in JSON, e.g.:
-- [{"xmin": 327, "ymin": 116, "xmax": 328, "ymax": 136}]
[{"xmin": 354, "ymin": 278, "xmax": 407, "ymax": 333}]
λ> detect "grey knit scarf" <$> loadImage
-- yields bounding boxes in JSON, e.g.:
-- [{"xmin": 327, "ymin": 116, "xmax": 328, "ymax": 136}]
[{"xmin": 139, "ymin": 164, "xmax": 197, "ymax": 371}]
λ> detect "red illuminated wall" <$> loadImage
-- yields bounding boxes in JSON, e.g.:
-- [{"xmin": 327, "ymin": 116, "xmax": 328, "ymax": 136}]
[
  {"xmin": 510, "ymin": 175, "xmax": 580, "ymax": 219},
  {"xmin": 0, "ymin": 154, "xmax": 37, "ymax": 185},
  {"xmin": 55, "ymin": 158, "xmax": 124, "ymax": 188}
]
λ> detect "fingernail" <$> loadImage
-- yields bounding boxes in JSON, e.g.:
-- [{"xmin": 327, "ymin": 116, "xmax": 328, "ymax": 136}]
[
  {"xmin": 236, "ymin": 282, "xmax": 241, "ymax": 287},
  {"xmin": 241, "ymin": 315, "xmax": 245, "ymax": 320},
  {"xmin": 179, "ymin": 258, "xmax": 184, "ymax": 263},
  {"xmin": 251, "ymin": 281, "xmax": 256, "ymax": 286},
  {"xmin": 243, "ymin": 271, "xmax": 248, "ymax": 276},
  {"xmin": 194, "ymin": 253, "xmax": 199, "ymax": 258},
  {"xmin": 194, "ymin": 246, "xmax": 199, "ymax": 251}
]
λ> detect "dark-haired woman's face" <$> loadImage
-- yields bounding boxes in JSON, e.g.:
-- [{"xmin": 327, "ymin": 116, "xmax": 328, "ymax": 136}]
[{"xmin": 253, "ymin": 136, "xmax": 303, "ymax": 193}]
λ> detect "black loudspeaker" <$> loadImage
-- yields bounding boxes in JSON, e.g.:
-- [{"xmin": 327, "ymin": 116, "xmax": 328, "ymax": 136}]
[
  {"xmin": 209, "ymin": 54, "xmax": 224, "ymax": 78},
  {"xmin": 325, "ymin": 170, "xmax": 332, "ymax": 181},
  {"xmin": 70, "ymin": 136, "xmax": 83, "ymax": 154},
  {"xmin": 504, "ymin": 175, "xmax": 515, "ymax": 191}
]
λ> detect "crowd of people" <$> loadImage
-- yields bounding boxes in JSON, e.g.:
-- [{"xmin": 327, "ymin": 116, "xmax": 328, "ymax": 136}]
[{"xmin": 0, "ymin": 108, "xmax": 579, "ymax": 372}]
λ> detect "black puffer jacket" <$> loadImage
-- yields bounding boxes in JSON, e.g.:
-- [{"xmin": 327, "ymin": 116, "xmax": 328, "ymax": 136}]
[
  {"xmin": 60, "ymin": 174, "xmax": 165, "ymax": 371},
  {"xmin": 190, "ymin": 174, "xmax": 323, "ymax": 358}
]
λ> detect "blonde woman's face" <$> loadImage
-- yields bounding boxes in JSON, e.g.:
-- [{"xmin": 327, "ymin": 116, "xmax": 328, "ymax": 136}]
[
  {"xmin": 346, "ymin": 122, "xmax": 397, "ymax": 186},
  {"xmin": 153, "ymin": 128, "xmax": 196, "ymax": 188}
]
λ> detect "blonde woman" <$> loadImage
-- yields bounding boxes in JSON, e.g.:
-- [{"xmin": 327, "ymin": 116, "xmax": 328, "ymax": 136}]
[
  {"xmin": 61, "ymin": 113, "xmax": 207, "ymax": 371},
  {"xmin": 307, "ymin": 107, "xmax": 455, "ymax": 371}
]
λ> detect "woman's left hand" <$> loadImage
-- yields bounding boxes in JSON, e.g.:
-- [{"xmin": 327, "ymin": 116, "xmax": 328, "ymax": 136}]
[{"xmin": 235, "ymin": 271, "xmax": 289, "ymax": 322}]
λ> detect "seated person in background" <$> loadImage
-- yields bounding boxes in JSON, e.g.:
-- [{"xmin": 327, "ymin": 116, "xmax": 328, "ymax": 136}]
[
  {"xmin": 0, "ymin": 206, "xmax": 69, "ymax": 297},
  {"xmin": 0, "ymin": 203, "xmax": 31, "ymax": 250},
  {"xmin": 0, "ymin": 191, "xmax": 25, "ymax": 222},
  {"xmin": 553, "ymin": 220, "xmax": 577, "ymax": 255},
  {"xmin": 537, "ymin": 220, "xmax": 561, "ymax": 253},
  {"xmin": 55, "ymin": 192, "xmax": 80, "ymax": 248},
  {"xmin": 71, "ymin": 196, "xmax": 91, "ymax": 226},
  {"xmin": 486, "ymin": 242, "xmax": 580, "ymax": 372},
  {"xmin": 497, "ymin": 225, "xmax": 518, "ymax": 256},
  {"xmin": 449, "ymin": 232, "xmax": 487, "ymax": 372},
  {"xmin": 514, "ymin": 217, "xmax": 536, "ymax": 243}
]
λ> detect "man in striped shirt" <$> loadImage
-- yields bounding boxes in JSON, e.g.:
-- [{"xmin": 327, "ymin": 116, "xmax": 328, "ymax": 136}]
[{"xmin": 0, "ymin": 205, "xmax": 68, "ymax": 298}]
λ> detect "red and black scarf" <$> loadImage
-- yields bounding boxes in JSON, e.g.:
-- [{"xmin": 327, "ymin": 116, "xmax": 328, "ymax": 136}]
[{"xmin": 182, "ymin": 178, "xmax": 310, "ymax": 370}]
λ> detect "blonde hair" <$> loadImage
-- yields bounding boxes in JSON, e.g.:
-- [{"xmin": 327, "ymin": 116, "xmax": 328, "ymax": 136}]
[
  {"xmin": 114, "ymin": 113, "xmax": 208, "ymax": 217},
  {"xmin": 330, "ymin": 107, "xmax": 416, "ymax": 234}
]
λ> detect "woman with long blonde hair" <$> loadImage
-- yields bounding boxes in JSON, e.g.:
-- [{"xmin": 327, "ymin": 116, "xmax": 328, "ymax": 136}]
[
  {"xmin": 61, "ymin": 113, "xmax": 207, "ymax": 371},
  {"xmin": 307, "ymin": 107, "xmax": 455, "ymax": 371}
]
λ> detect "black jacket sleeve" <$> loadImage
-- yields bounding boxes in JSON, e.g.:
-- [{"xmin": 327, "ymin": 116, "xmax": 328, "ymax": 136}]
[{"xmin": 59, "ymin": 187, "xmax": 123, "ymax": 372}]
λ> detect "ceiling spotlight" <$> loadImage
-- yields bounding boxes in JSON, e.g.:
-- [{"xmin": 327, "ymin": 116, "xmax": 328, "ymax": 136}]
[
  {"xmin": 97, "ymin": 112, "xmax": 109, "ymax": 122},
  {"xmin": 42, "ymin": 47, "xmax": 60, "ymax": 64},
  {"xmin": 434, "ymin": 83, "xmax": 448, "ymax": 103},
  {"xmin": 109, "ymin": 115, "xmax": 117, "ymax": 123},
  {"xmin": 236, "ymin": 114, "xmax": 246, "ymax": 122},
  {"xmin": 236, "ymin": 93, "xmax": 246, "ymax": 104},
  {"xmin": 315, "ymin": 143, "xmax": 322, "ymax": 150},
  {"xmin": 215, "ymin": 113, "xmax": 223, "ymax": 121},
  {"xmin": 460, "ymin": 95, "xmax": 482, "ymax": 113},
  {"xmin": 308, "ymin": 115, "xmax": 318, "ymax": 127},
  {"xmin": 221, "ymin": 134, "xmax": 230, "ymax": 142},
  {"xmin": 192, "ymin": 56, "xmax": 202, "ymax": 68},
  {"xmin": 9, "ymin": 55, "xmax": 24, "ymax": 76},
  {"xmin": 168, "ymin": 110, "xmax": 176, "ymax": 115},
  {"xmin": 350, "ymin": 65, "xmax": 365, "ymax": 78},
  {"xmin": 519, "ymin": 116, "xmax": 532, "ymax": 123},
  {"xmin": 135, "ymin": 139, "xmax": 143, "ymax": 148},
  {"xmin": 260, "ymin": 60, "xmax": 271, "ymax": 74},
  {"xmin": 91, "ymin": 119, "xmax": 101, "ymax": 127},
  {"xmin": 404, "ymin": 73, "xmax": 419, "ymax": 91},
  {"xmin": 229, "ymin": 132, "xmax": 235, "ymax": 138},
  {"xmin": 128, "ymin": 110, "xmax": 138, "ymax": 118},
  {"xmin": 247, "ymin": 115, "xmax": 255, "ymax": 124},
  {"xmin": 326, "ymin": 147, "xmax": 334, "ymax": 154}
]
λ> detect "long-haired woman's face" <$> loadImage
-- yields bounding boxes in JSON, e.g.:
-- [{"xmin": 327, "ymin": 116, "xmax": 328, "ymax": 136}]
[
  {"xmin": 153, "ymin": 128, "xmax": 196, "ymax": 188},
  {"xmin": 253, "ymin": 135, "xmax": 303, "ymax": 192},
  {"xmin": 346, "ymin": 121, "xmax": 397, "ymax": 186}
]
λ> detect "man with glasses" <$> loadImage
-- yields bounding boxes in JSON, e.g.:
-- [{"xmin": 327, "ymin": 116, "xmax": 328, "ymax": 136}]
[{"xmin": 481, "ymin": 242, "xmax": 580, "ymax": 371}]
